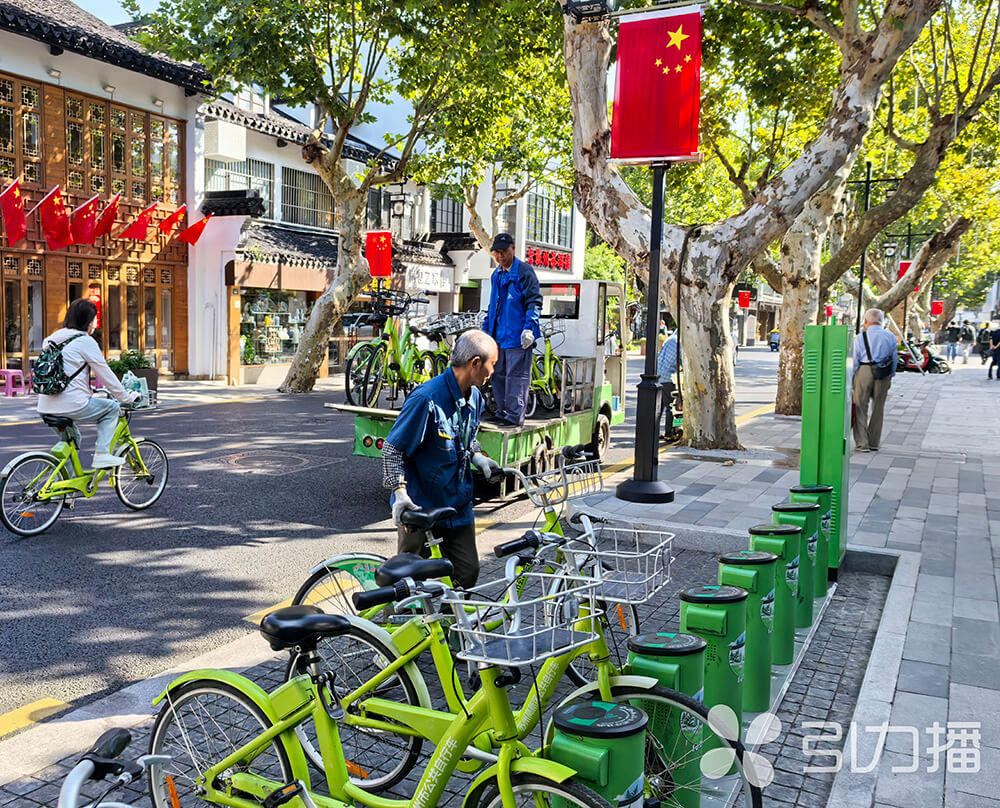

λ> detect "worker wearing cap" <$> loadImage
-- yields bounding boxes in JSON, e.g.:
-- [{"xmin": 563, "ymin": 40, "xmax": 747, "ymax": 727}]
[{"xmin": 483, "ymin": 233, "xmax": 542, "ymax": 426}]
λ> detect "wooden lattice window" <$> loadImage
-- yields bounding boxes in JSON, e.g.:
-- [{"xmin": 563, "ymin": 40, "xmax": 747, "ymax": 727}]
[
  {"xmin": 143, "ymin": 267, "xmax": 155, "ymax": 284},
  {"xmin": 108, "ymin": 266, "xmax": 120, "ymax": 281},
  {"xmin": 126, "ymin": 266, "xmax": 138, "ymax": 284},
  {"xmin": 88, "ymin": 263, "xmax": 102, "ymax": 280},
  {"xmin": 68, "ymin": 261, "xmax": 83, "ymax": 280},
  {"xmin": 160, "ymin": 268, "xmax": 172, "ymax": 285},
  {"xmin": 0, "ymin": 73, "xmax": 43, "ymax": 186},
  {"xmin": 26, "ymin": 258, "xmax": 42, "ymax": 277},
  {"xmin": 3, "ymin": 256, "xmax": 19, "ymax": 276}
]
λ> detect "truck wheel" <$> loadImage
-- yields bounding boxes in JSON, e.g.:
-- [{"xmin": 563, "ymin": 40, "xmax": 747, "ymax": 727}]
[{"xmin": 588, "ymin": 413, "xmax": 611, "ymax": 463}]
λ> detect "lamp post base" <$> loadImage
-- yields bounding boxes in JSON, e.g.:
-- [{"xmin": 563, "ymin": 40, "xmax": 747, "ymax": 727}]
[{"xmin": 615, "ymin": 477, "xmax": 675, "ymax": 504}]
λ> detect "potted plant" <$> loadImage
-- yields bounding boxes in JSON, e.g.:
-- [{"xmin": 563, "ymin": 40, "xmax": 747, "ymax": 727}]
[{"xmin": 107, "ymin": 350, "xmax": 158, "ymax": 390}]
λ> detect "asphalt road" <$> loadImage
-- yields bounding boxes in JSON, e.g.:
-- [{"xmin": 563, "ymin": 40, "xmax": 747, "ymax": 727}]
[{"xmin": 0, "ymin": 346, "xmax": 778, "ymax": 719}]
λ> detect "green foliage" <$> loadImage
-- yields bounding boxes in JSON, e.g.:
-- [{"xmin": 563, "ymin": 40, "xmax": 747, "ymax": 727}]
[{"xmin": 107, "ymin": 350, "xmax": 153, "ymax": 378}]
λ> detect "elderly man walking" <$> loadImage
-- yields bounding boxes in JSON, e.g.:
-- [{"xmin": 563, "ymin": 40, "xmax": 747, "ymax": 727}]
[{"xmin": 852, "ymin": 309, "xmax": 898, "ymax": 453}]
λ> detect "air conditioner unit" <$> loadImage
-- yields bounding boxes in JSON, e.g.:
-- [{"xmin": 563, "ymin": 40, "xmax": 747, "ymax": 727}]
[{"xmin": 204, "ymin": 119, "xmax": 246, "ymax": 163}]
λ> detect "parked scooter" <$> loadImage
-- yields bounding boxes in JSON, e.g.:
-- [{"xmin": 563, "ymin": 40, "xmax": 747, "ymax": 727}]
[
  {"xmin": 898, "ymin": 337, "xmax": 951, "ymax": 374},
  {"xmin": 768, "ymin": 329, "xmax": 780, "ymax": 351}
]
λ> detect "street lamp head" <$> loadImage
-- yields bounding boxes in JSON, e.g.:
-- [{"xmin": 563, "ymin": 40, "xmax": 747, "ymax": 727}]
[
  {"xmin": 564, "ymin": 0, "xmax": 616, "ymax": 21},
  {"xmin": 883, "ymin": 242, "xmax": 897, "ymax": 258}
]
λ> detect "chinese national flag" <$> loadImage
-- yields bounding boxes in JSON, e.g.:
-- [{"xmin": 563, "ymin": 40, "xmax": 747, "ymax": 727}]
[
  {"xmin": 119, "ymin": 201, "xmax": 159, "ymax": 240},
  {"xmin": 366, "ymin": 231, "xmax": 392, "ymax": 277},
  {"xmin": 176, "ymin": 214, "xmax": 212, "ymax": 244},
  {"xmin": 158, "ymin": 204, "xmax": 187, "ymax": 234},
  {"xmin": 610, "ymin": 7, "xmax": 702, "ymax": 161},
  {"xmin": 38, "ymin": 186, "xmax": 73, "ymax": 250},
  {"xmin": 94, "ymin": 192, "xmax": 121, "ymax": 238},
  {"xmin": 898, "ymin": 260, "xmax": 917, "ymax": 293},
  {"xmin": 0, "ymin": 179, "xmax": 27, "ymax": 246},
  {"xmin": 71, "ymin": 194, "xmax": 101, "ymax": 245}
]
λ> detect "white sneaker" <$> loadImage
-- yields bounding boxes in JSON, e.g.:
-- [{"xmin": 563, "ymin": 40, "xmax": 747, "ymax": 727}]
[{"xmin": 93, "ymin": 453, "xmax": 126, "ymax": 469}]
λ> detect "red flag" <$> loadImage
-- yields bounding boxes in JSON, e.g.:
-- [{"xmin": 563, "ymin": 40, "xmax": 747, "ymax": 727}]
[
  {"xmin": 70, "ymin": 194, "xmax": 101, "ymax": 245},
  {"xmin": 610, "ymin": 7, "xmax": 702, "ymax": 161},
  {"xmin": 176, "ymin": 214, "xmax": 212, "ymax": 245},
  {"xmin": 898, "ymin": 260, "xmax": 917, "ymax": 293},
  {"xmin": 365, "ymin": 230, "xmax": 392, "ymax": 277},
  {"xmin": 119, "ymin": 202, "xmax": 159, "ymax": 240},
  {"xmin": 158, "ymin": 203, "xmax": 187, "ymax": 234},
  {"xmin": 738, "ymin": 291, "xmax": 751, "ymax": 308},
  {"xmin": 931, "ymin": 300, "xmax": 944, "ymax": 316},
  {"xmin": 38, "ymin": 186, "xmax": 73, "ymax": 250},
  {"xmin": 94, "ymin": 192, "xmax": 121, "ymax": 238},
  {"xmin": 0, "ymin": 179, "xmax": 27, "ymax": 246}
]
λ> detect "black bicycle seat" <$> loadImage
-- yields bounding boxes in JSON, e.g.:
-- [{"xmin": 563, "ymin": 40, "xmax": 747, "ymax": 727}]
[
  {"xmin": 400, "ymin": 506, "xmax": 457, "ymax": 530},
  {"xmin": 259, "ymin": 605, "xmax": 350, "ymax": 651},
  {"xmin": 375, "ymin": 553, "xmax": 454, "ymax": 587},
  {"xmin": 41, "ymin": 415, "xmax": 74, "ymax": 429}
]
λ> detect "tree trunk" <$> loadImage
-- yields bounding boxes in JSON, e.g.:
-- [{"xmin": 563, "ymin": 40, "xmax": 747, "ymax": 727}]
[{"xmin": 278, "ymin": 190, "xmax": 367, "ymax": 392}]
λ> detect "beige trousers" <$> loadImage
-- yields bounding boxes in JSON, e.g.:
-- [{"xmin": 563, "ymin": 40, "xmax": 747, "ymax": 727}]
[{"xmin": 852, "ymin": 364, "xmax": 891, "ymax": 450}]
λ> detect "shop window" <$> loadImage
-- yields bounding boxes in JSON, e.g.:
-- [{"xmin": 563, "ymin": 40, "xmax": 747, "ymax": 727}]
[
  {"xmin": 69, "ymin": 283, "xmax": 83, "ymax": 302},
  {"xmin": 107, "ymin": 284, "xmax": 121, "ymax": 351},
  {"xmin": 240, "ymin": 289, "xmax": 310, "ymax": 365},
  {"xmin": 5, "ymin": 279, "xmax": 21, "ymax": 363},
  {"xmin": 160, "ymin": 289, "xmax": 172, "ymax": 369},
  {"xmin": 144, "ymin": 286, "xmax": 156, "ymax": 348},
  {"xmin": 27, "ymin": 280, "xmax": 42, "ymax": 353},
  {"xmin": 87, "ymin": 284, "xmax": 102, "ymax": 348},
  {"xmin": 126, "ymin": 286, "xmax": 139, "ymax": 350}
]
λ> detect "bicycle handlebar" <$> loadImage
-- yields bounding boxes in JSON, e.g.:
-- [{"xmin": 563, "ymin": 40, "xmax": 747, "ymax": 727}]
[{"xmin": 494, "ymin": 531, "xmax": 540, "ymax": 559}]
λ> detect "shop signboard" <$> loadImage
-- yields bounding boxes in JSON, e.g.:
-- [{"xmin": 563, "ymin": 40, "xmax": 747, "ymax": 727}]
[
  {"xmin": 525, "ymin": 244, "xmax": 573, "ymax": 271},
  {"xmin": 405, "ymin": 263, "xmax": 452, "ymax": 294}
]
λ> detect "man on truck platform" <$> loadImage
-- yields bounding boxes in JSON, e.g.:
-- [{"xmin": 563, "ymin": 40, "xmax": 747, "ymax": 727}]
[
  {"xmin": 381, "ymin": 330, "xmax": 501, "ymax": 588},
  {"xmin": 484, "ymin": 233, "xmax": 542, "ymax": 427}
]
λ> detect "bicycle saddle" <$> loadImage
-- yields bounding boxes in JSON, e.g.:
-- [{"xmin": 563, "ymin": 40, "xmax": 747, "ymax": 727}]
[
  {"xmin": 375, "ymin": 553, "xmax": 454, "ymax": 587},
  {"xmin": 399, "ymin": 506, "xmax": 457, "ymax": 530},
  {"xmin": 259, "ymin": 605, "xmax": 351, "ymax": 651},
  {"xmin": 41, "ymin": 414, "xmax": 74, "ymax": 429}
]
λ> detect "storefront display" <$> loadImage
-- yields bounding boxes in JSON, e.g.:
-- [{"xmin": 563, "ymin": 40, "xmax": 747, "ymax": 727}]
[{"xmin": 239, "ymin": 289, "xmax": 310, "ymax": 365}]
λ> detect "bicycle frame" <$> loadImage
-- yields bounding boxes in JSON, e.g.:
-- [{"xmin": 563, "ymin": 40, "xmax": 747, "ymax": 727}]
[{"xmin": 36, "ymin": 416, "xmax": 146, "ymax": 501}]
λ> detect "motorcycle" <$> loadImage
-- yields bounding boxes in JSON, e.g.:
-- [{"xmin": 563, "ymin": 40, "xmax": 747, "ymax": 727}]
[
  {"xmin": 768, "ymin": 330, "xmax": 780, "ymax": 351},
  {"xmin": 898, "ymin": 339, "xmax": 951, "ymax": 374}
]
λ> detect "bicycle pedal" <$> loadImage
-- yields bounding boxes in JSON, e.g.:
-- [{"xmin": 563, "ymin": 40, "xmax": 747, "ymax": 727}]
[{"xmin": 263, "ymin": 781, "xmax": 306, "ymax": 808}]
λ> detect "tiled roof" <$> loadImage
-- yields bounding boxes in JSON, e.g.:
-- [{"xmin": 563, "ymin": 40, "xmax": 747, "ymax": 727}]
[
  {"xmin": 430, "ymin": 231, "xmax": 480, "ymax": 252},
  {"xmin": 236, "ymin": 221, "xmax": 338, "ymax": 271},
  {"xmin": 395, "ymin": 239, "xmax": 453, "ymax": 268},
  {"xmin": 0, "ymin": 0, "xmax": 208, "ymax": 93},
  {"xmin": 202, "ymin": 190, "xmax": 266, "ymax": 218}
]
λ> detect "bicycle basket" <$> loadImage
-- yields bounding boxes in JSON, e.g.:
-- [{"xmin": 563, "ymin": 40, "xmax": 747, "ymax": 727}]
[
  {"xmin": 519, "ymin": 459, "xmax": 604, "ymax": 509},
  {"xmin": 566, "ymin": 524, "xmax": 674, "ymax": 604},
  {"xmin": 442, "ymin": 572, "xmax": 602, "ymax": 666}
]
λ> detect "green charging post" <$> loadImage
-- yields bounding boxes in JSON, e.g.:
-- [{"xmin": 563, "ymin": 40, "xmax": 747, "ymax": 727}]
[
  {"xmin": 789, "ymin": 483, "xmax": 834, "ymax": 597},
  {"xmin": 748, "ymin": 523, "xmax": 801, "ymax": 666},
  {"xmin": 772, "ymin": 500, "xmax": 820, "ymax": 628},
  {"xmin": 718, "ymin": 550, "xmax": 778, "ymax": 713}
]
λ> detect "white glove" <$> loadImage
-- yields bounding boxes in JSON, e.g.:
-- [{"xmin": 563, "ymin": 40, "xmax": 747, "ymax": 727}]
[
  {"xmin": 520, "ymin": 329, "xmax": 535, "ymax": 350},
  {"xmin": 391, "ymin": 486, "xmax": 419, "ymax": 526},
  {"xmin": 472, "ymin": 452, "xmax": 501, "ymax": 481}
]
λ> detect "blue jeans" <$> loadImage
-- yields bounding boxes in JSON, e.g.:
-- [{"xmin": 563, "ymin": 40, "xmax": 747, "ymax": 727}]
[
  {"xmin": 946, "ymin": 341, "xmax": 958, "ymax": 360},
  {"xmin": 63, "ymin": 397, "xmax": 121, "ymax": 457}
]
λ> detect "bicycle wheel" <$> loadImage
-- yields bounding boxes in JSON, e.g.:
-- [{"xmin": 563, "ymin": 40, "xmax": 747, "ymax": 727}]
[
  {"xmin": 554, "ymin": 685, "xmax": 764, "ymax": 808},
  {"xmin": 473, "ymin": 772, "xmax": 613, "ymax": 808},
  {"xmin": 554, "ymin": 361, "xmax": 576, "ymax": 410},
  {"xmin": 565, "ymin": 602, "xmax": 640, "ymax": 686},
  {"xmin": 524, "ymin": 388, "xmax": 537, "ymax": 419},
  {"xmin": 0, "ymin": 453, "xmax": 65, "ymax": 537},
  {"xmin": 482, "ymin": 380, "xmax": 498, "ymax": 415},
  {"xmin": 148, "ymin": 680, "xmax": 293, "ymax": 808},
  {"xmin": 361, "ymin": 344, "xmax": 388, "ymax": 407},
  {"xmin": 536, "ymin": 384, "xmax": 557, "ymax": 411},
  {"xmin": 285, "ymin": 621, "xmax": 424, "ymax": 790},
  {"xmin": 113, "ymin": 439, "xmax": 168, "ymax": 510},
  {"xmin": 292, "ymin": 556, "xmax": 386, "ymax": 617},
  {"xmin": 345, "ymin": 342, "xmax": 379, "ymax": 406},
  {"xmin": 430, "ymin": 350, "xmax": 449, "ymax": 376}
]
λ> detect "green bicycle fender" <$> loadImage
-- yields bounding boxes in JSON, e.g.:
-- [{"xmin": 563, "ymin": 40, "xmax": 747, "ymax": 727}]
[
  {"xmin": 462, "ymin": 756, "xmax": 577, "ymax": 808},
  {"xmin": 346, "ymin": 339, "xmax": 380, "ymax": 362},
  {"xmin": 345, "ymin": 614, "xmax": 432, "ymax": 710},
  {"xmin": 2, "ymin": 450, "xmax": 61, "ymax": 476},
  {"xmin": 152, "ymin": 668, "xmax": 311, "ymax": 780}
]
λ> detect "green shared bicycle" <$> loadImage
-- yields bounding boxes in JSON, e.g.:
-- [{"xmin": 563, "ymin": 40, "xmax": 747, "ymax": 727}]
[
  {"xmin": 0, "ymin": 397, "xmax": 168, "ymax": 537},
  {"xmin": 147, "ymin": 565, "xmax": 622, "ymax": 808}
]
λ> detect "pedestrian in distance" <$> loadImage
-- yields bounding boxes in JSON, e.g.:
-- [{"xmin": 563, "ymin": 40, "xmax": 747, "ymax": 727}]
[
  {"xmin": 959, "ymin": 320, "xmax": 976, "ymax": 364},
  {"xmin": 36, "ymin": 299, "xmax": 140, "ymax": 469},
  {"xmin": 944, "ymin": 320, "xmax": 961, "ymax": 361},
  {"xmin": 852, "ymin": 308, "xmax": 897, "ymax": 453},
  {"xmin": 977, "ymin": 323, "xmax": 992, "ymax": 365},
  {"xmin": 381, "ymin": 330, "xmax": 500, "ymax": 588},
  {"xmin": 483, "ymin": 233, "xmax": 542, "ymax": 427},
  {"xmin": 989, "ymin": 322, "xmax": 1000, "ymax": 380},
  {"xmin": 656, "ymin": 330, "xmax": 681, "ymax": 440}
]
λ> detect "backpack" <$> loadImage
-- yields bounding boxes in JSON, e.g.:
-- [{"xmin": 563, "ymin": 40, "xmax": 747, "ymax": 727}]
[
  {"xmin": 961, "ymin": 326, "xmax": 975, "ymax": 341},
  {"xmin": 32, "ymin": 334, "xmax": 88, "ymax": 394}
]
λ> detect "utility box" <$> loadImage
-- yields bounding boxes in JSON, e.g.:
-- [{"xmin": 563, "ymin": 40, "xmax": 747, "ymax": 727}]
[{"xmin": 800, "ymin": 325, "xmax": 851, "ymax": 573}]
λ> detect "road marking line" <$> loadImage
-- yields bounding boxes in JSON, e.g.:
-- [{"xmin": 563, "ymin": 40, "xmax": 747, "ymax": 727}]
[
  {"xmin": 735, "ymin": 402, "xmax": 776, "ymax": 425},
  {"xmin": 0, "ymin": 698, "xmax": 70, "ymax": 738},
  {"xmin": 475, "ymin": 519, "xmax": 498, "ymax": 532},
  {"xmin": 244, "ymin": 598, "xmax": 293, "ymax": 625}
]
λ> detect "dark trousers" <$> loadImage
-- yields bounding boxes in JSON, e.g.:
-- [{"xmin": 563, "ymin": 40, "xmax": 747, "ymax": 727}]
[
  {"xmin": 658, "ymin": 381, "xmax": 676, "ymax": 437},
  {"xmin": 493, "ymin": 346, "xmax": 533, "ymax": 426},
  {"xmin": 990, "ymin": 350, "xmax": 1000, "ymax": 378},
  {"xmin": 397, "ymin": 521, "xmax": 479, "ymax": 589}
]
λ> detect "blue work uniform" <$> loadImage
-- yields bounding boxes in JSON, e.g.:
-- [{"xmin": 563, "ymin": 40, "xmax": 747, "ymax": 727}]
[{"xmin": 385, "ymin": 368, "xmax": 482, "ymax": 529}]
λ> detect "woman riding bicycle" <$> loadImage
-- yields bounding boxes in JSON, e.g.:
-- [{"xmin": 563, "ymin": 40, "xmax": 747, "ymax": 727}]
[{"xmin": 37, "ymin": 299, "xmax": 139, "ymax": 469}]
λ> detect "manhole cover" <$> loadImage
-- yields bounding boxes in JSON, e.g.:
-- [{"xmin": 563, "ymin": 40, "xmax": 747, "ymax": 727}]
[{"xmin": 211, "ymin": 451, "xmax": 342, "ymax": 476}]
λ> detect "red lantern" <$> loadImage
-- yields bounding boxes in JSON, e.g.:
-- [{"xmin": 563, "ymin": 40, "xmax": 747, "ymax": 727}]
[
  {"xmin": 738, "ymin": 291, "xmax": 751, "ymax": 308},
  {"xmin": 825, "ymin": 305, "xmax": 833, "ymax": 318},
  {"xmin": 931, "ymin": 300, "xmax": 944, "ymax": 316}
]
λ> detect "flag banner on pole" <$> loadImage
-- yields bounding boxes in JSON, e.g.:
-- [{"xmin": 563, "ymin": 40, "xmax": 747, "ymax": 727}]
[
  {"xmin": 931, "ymin": 300, "xmax": 944, "ymax": 316},
  {"xmin": 38, "ymin": 186, "xmax": 73, "ymax": 250},
  {"xmin": 158, "ymin": 204, "xmax": 187, "ymax": 234},
  {"xmin": 94, "ymin": 192, "xmax": 121, "ymax": 238},
  {"xmin": 176, "ymin": 214, "xmax": 212, "ymax": 245},
  {"xmin": 0, "ymin": 179, "xmax": 26, "ymax": 246},
  {"xmin": 898, "ymin": 260, "xmax": 917, "ymax": 292},
  {"xmin": 366, "ymin": 231, "xmax": 392, "ymax": 277},
  {"xmin": 71, "ymin": 194, "xmax": 101, "ymax": 245},
  {"xmin": 119, "ymin": 201, "xmax": 159, "ymax": 240},
  {"xmin": 610, "ymin": 5, "xmax": 703, "ymax": 162}
]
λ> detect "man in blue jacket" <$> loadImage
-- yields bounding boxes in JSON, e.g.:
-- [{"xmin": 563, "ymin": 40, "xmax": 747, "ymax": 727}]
[{"xmin": 483, "ymin": 233, "xmax": 542, "ymax": 426}]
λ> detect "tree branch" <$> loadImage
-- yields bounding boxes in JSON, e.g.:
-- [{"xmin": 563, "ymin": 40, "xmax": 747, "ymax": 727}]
[{"xmin": 732, "ymin": 0, "xmax": 845, "ymax": 51}]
